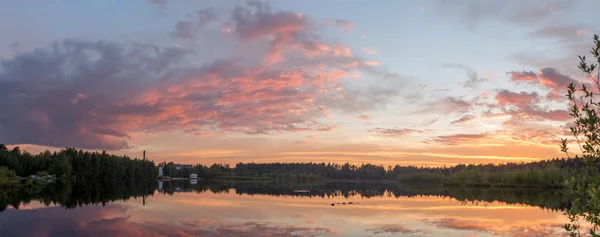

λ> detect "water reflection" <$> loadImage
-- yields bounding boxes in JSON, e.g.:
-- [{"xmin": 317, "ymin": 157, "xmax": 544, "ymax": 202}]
[
  {"xmin": 0, "ymin": 180, "xmax": 571, "ymax": 237},
  {"xmin": 158, "ymin": 181, "xmax": 569, "ymax": 211}
]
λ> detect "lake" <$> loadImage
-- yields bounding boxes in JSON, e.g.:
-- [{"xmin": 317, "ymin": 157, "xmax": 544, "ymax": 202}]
[{"xmin": 0, "ymin": 180, "xmax": 571, "ymax": 237}]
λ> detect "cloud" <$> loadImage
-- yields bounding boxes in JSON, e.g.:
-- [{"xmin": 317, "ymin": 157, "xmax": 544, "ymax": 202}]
[
  {"xmin": 508, "ymin": 67, "xmax": 578, "ymax": 102},
  {"xmin": 197, "ymin": 8, "xmax": 219, "ymax": 27},
  {"xmin": 171, "ymin": 21, "xmax": 198, "ymax": 41},
  {"xmin": 494, "ymin": 90, "xmax": 540, "ymax": 107},
  {"xmin": 416, "ymin": 97, "xmax": 472, "ymax": 115},
  {"xmin": 369, "ymin": 128, "xmax": 424, "ymax": 137},
  {"xmin": 443, "ymin": 63, "xmax": 488, "ymax": 89},
  {"xmin": 510, "ymin": 127, "xmax": 562, "ymax": 145},
  {"xmin": 231, "ymin": 2, "xmax": 309, "ymax": 63},
  {"xmin": 0, "ymin": 40, "xmax": 188, "ymax": 149},
  {"xmin": 362, "ymin": 48, "xmax": 378, "ymax": 55},
  {"xmin": 0, "ymin": 2, "xmax": 407, "ymax": 150},
  {"xmin": 451, "ymin": 114, "xmax": 476, "ymax": 124},
  {"xmin": 528, "ymin": 25, "xmax": 596, "ymax": 43},
  {"xmin": 492, "ymin": 89, "xmax": 569, "ymax": 122},
  {"xmin": 171, "ymin": 8, "xmax": 218, "ymax": 40},
  {"xmin": 364, "ymin": 61, "xmax": 380, "ymax": 67},
  {"xmin": 509, "ymin": 68, "xmax": 577, "ymax": 90},
  {"xmin": 356, "ymin": 115, "xmax": 371, "ymax": 120},
  {"xmin": 430, "ymin": 133, "xmax": 490, "ymax": 145},
  {"xmin": 325, "ymin": 19, "xmax": 354, "ymax": 30}
]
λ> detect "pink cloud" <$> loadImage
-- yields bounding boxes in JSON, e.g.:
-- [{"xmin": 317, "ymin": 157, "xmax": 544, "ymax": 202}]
[
  {"xmin": 0, "ymin": 1, "xmax": 408, "ymax": 150},
  {"xmin": 356, "ymin": 115, "xmax": 371, "ymax": 120},
  {"xmin": 494, "ymin": 90, "xmax": 540, "ymax": 107},
  {"xmin": 0, "ymin": 4, "xmax": 406, "ymax": 150},
  {"xmin": 508, "ymin": 68, "xmax": 578, "ymax": 100}
]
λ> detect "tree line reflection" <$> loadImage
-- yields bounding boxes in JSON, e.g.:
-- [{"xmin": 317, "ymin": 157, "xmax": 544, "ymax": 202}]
[
  {"xmin": 157, "ymin": 180, "xmax": 572, "ymax": 212},
  {"xmin": 1, "ymin": 180, "xmax": 570, "ymax": 212}
]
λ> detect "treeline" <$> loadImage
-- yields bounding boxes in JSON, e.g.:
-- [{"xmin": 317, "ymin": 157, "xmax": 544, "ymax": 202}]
[
  {"xmin": 159, "ymin": 158, "xmax": 586, "ymax": 187},
  {"xmin": 158, "ymin": 162, "xmax": 233, "ymax": 179},
  {"xmin": 0, "ymin": 145, "xmax": 156, "ymax": 180},
  {"xmin": 397, "ymin": 158, "xmax": 585, "ymax": 188},
  {"xmin": 160, "ymin": 162, "xmax": 391, "ymax": 181},
  {"xmin": 235, "ymin": 163, "xmax": 388, "ymax": 180}
]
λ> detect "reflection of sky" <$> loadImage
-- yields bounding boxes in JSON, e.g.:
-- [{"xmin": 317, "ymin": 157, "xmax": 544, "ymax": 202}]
[{"xmin": 1, "ymin": 190, "xmax": 570, "ymax": 237}]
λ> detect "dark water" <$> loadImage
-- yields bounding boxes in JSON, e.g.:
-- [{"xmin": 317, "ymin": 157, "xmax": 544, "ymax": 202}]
[{"xmin": 0, "ymin": 180, "xmax": 571, "ymax": 237}]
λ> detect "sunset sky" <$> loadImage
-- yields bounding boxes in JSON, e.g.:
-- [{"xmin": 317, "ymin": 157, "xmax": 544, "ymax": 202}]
[{"xmin": 0, "ymin": 0, "xmax": 598, "ymax": 166}]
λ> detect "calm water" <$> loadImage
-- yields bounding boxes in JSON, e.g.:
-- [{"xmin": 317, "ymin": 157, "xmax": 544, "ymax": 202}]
[{"xmin": 0, "ymin": 181, "xmax": 571, "ymax": 237}]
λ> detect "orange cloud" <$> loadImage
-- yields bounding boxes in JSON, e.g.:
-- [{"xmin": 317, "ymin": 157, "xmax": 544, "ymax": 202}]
[{"xmin": 364, "ymin": 61, "xmax": 381, "ymax": 67}]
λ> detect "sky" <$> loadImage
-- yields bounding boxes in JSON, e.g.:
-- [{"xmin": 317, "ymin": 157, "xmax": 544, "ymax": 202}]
[{"xmin": 0, "ymin": 0, "xmax": 598, "ymax": 166}]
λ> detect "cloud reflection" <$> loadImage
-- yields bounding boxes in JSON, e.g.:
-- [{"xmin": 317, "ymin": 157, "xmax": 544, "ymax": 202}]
[{"xmin": 0, "ymin": 203, "xmax": 335, "ymax": 237}]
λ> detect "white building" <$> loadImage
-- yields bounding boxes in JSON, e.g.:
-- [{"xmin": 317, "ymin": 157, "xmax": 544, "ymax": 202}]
[{"xmin": 158, "ymin": 167, "xmax": 164, "ymax": 177}]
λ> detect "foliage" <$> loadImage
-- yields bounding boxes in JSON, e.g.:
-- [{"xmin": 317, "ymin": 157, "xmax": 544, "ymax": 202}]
[
  {"xmin": 0, "ymin": 166, "xmax": 16, "ymax": 178},
  {"xmin": 561, "ymin": 34, "xmax": 600, "ymax": 237},
  {"xmin": 0, "ymin": 145, "xmax": 156, "ymax": 180},
  {"xmin": 0, "ymin": 166, "xmax": 19, "ymax": 187},
  {"xmin": 397, "ymin": 161, "xmax": 570, "ymax": 188},
  {"xmin": 161, "ymin": 158, "xmax": 581, "ymax": 189},
  {"xmin": 159, "ymin": 162, "xmax": 390, "ymax": 180}
]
